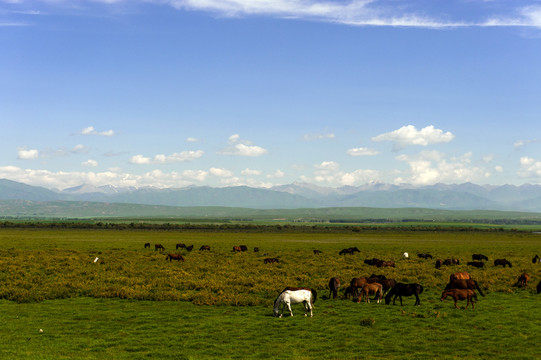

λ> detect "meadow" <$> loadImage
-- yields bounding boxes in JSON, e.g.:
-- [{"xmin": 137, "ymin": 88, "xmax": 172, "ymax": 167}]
[{"xmin": 0, "ymin": 227, "xmax": 540, "ymax": 359}]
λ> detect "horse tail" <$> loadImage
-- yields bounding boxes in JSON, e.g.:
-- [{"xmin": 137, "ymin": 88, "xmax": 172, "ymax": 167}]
[
  {"xmin": 473, "ymin": 280, "xmax": 485, "ymax": 297},
  {"xmin": 311, "ymin": 289, "xmax": 317, "ymax": 304},
  {"xmin": 418, "ymin": 284, "xmax": 424, "ymax": 294}
]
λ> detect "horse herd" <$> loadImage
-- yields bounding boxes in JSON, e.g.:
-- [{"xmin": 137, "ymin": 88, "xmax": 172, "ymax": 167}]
[{"xmin": 272, "ymin": 251, "xmax": 541, "ymax": 318}]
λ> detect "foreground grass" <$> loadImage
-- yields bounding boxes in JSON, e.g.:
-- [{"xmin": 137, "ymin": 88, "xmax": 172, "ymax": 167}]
[{"xmin": 1, "ymin": 292, "xmax": 539, "ymax": 360}]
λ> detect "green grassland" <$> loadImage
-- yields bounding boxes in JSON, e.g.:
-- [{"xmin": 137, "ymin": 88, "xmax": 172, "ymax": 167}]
[{"xmin": 0, "ymin": 227, "xmax": 540, "ymax": 359}]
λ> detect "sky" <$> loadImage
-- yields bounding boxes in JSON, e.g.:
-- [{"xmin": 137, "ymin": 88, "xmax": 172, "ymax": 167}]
[{"xmin": 1, "ymin": 0, "xmax": 541, "ymax": 190}]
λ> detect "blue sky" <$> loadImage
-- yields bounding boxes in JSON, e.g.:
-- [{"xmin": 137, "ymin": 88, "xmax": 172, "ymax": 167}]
[{"xmin": 1, "ymin": 0, "xmax": 541, "ymax": 190}]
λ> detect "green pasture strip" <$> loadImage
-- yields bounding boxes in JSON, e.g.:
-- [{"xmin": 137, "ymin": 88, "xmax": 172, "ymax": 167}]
[{"xmin": 0, "ymin": 293, "xmax": 539, "ymax": 360}]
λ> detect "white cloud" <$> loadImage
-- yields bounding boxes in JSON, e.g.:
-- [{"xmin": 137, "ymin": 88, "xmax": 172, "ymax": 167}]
[
  {"xmin": 347, "ymin": 147, "xmax": 380, "ymax": 156},
  {"xmin": 71, "ymin": 144, "xmax": 90, "ymax": 154},
  {"xmin": 186, "ymin": 137, "xmax": 201, "ymax": 142},
  {"xmin": 219, "ymin": 134, "xmax": 268, "ymax": 157},
  {"xmin": 267, "ymin": 169, "xmax": 285, "ymax": 178},
  {"xmin": 81, "ymin": 126, "xmax": 115, "ymax": 136},
  {"xmin": 315, "ymin": 161, "xmax": 340, "ymax": 172},
  {"xmin": 242, "ymin": 168, "xmax": 262, "ymax": 176},
  {"xmin": 395, "ymin": 151, "xmax": 490, "ymax": 185},
  {"xmin": 303, "ymin": 132, "xmax": 335, "ymax": 141},
  {"xmin": 372, "ymin": 125, "xmax": 455, "ymax": 151},
  {"xmin": 17, "ymin": 148, "xmax": 39, "ymax": 160},
  {"xmin": 518, "ymin": 156, "xmax": 541, "ymax": 179},
  {"xmin": 82, "ymin": 159, "xmax": 98, "ymax": 167},
  {"xmin": 130, "ymin": 150, "xmax": 204, "ymax": 164},
  {"xmin": 514, "ymin": 138, "xmax": 541, "ymax": 149},
  {"xmin": 209, "ymin": 167, "xmax": 233, "ymax": 177}
]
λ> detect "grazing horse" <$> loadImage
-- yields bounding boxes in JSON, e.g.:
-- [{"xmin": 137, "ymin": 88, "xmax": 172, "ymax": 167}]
[
  {"xmin": 441, "ymin": 289, "xmax": 477, "ymax": 309},
  {"xmin": 418, "ymin": 253, "xmax": 433, "ymax": 259},
  {"xmin": 232, "ymin": 246, "xmax": 242, "ymax": 252},
  {"xmin": 176, "ymin": 243, "xmax": 187, "ymax": 250},
  {"xmin": 445, "ymin": 279, "xmax": 485, "ymax": 297},
  {"xmin": 273, "ymin": 288, "xmax": 316, "ymax": 318},
  {"xmin": 364, "ymin": 258, "xmax": 380, "ymax": 266},
  {"xmin": 532, "ymin": 255, "xmax": 539, "ymax": 264},
  {"xmin": 264, "ymin": 257, "xmax": 279, "ymax": 264},
  {"xmin": 144, "ymin": 243, "xmax": 150, "ymax": 249},
  {"xmin": 385, "ymin": 283, "xmax": 423, "ymax": 306},
  {"xmin": 186, "ymin": 245, "xmax": 194, "ymax": 251},
  {"xmin": 494, "ymin": 259, "xmax": 512, "ymax": 268},
  {"xmin": 435, "ymin": 259, "xmax": 443, "ymax": 269},
  {"xmin": 199, "ymin": 245, "xmax": 211, "ymax": 251},
  {"xmin": 328, "ymin": 277, "xmax": 341, "ymax": 299},
  {"xmin": 443, "ymin": 258, "xmax": 460, "ymax": 266},
  {"xmin": 339, "ymin": 247, "xmax": 360, "ymax": 255},
  {"xmin": 155, "ymin": 244, "xmax": 165, "ymax": 251},
  {"xmin": 356, "ymin": 283, "xmax": 383, "ymax": 304},
  {"xmin": 313, "ymin": 250, "xmax": 322, "ymax": 255},
  {"xmin": 239, "ymin": 245, "xmax": 248, "ymax": 252},
  {"xmin": 376, "ymin": 278, "xmax": 396, "ymax": 297},
  {"xmin": 349, "ymin": 277, "xmax": 368, "ymax": 298},
  {"xmin": 165, "ymin": 253, "xmax": 185, "ymax": 262},
  {"xmin": 467, "ymin": 261, "xmax": 485, "ymax": 268},
  {"xmin": 254, "ymin": 247, "xmax": 260, "ymax": 252},
  {"xmin": 450, "ymin": 272, "xmax": 471, "ymax": 282},
  {"xmin": 472, "ymin": 254, "xmax": 488, "ymax": 261},
  {"xmin": 517, "ymin": 273, "xmax": 530, "ymax": 287},
  {"xmin": 376, "ymin": 260, "xmax": 395, "ymax": 268}
]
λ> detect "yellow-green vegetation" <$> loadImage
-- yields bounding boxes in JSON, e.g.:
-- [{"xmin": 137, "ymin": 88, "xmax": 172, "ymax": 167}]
[
  {"xmin": 0, "ymin": 227, "xmax": 540, "ymax": 359},
  {"xmin": 0, "ymin": 228, "xmax": 540, "ymax": 305}
]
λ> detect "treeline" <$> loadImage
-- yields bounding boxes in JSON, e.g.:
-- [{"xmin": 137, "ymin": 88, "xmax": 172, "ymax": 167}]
[{"xmin": 0, "ymin": 220, "xmax": 526, "ymax": 233}]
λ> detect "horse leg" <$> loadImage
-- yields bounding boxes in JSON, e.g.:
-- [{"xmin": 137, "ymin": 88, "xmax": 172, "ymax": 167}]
[
  {"xmin": 287, "ymin": 302, "xmax": 293, "ymax": 317},
  {"xmin": 414, "ymin": 294, "xmax": 420, "ymax": 306}
]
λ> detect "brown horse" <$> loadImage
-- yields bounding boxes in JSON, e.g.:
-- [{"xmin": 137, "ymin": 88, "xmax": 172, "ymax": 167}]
[
  {"xmin": 450, "ymin": 272, "xmax": 471, "ymax": 282},
  {"xmin": 385, "ymin": 283, "xmax": 423, "ymax": 306},
  {"xmin": 313, "ymin": 250, "xmax": 322, "ymax": 255},
  {"xmin": 232, "ymin": 246, "xmax": 242, "ymax": 252},
  {"xmin": 199, "ymin": 245, "xmax": 211, "ymax": 251},
  {"xmin": 328, "ymin": 277, "xmax": 341, "ymax": 299},
  {"xmin": 376, "ymin": 278, "xmax": 397, "ymax": 296},
  {"xmin": 144, "ymin": 242, "xmax": 150, "ymax": 249},
  {"xmin": 443, "ymin": 258, "xmax": 460, "ymax": 266},
  {"xmin": 440, "ymin": 289, "xmax": 477, "ymax": 309},
  {"xmin": 176, "ymin": 243, "xmax": 187, "ymax": 250},
  {"xmin": 155, "ymin": 244, "xmax": 165, "ymax": 251},
  {"xmin": 376, "ymin": 260, "xmax": 395, "ymax": 268},
  {"xmin": 356, "ymin": 283, "xmax": 383, "ymax": 303},
  {"xmin": 517, "ymin": 273, "xmax": 530, "ymax": 287},
  {"xmin": 165, "ymin": 254, "xmax": 185, "ymax": 262},
  {"xmin": 445, "ymin": 278, "xmax": 485, "ymax": 297},
  {"xmin": 264, "ymin": 257, "xmax": 279, "ymax": 264},
  {"xmin": 349, "ymin": 277, "xmax": 368, "ymax": 298},
  {"xmin": 533, "ymin": 255, "xmax": 539, "ymax": 264},
  {"xmin": 472, "ymin": 254, "xmax": 488, "ymax": 261}
]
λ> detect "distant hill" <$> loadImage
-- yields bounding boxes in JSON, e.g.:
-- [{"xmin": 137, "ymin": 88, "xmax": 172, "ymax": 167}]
[{"xmin": 2, "ymin": 178, "xmax": 541, "ymax": 214}]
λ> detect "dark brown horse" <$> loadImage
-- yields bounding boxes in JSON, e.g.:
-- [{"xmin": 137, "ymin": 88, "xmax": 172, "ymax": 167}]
[
  {"xmin": 445, "ymin": 278, "xmax": 485, "ymax": 297},
  {"xmin": 472, "ymin": 254, "xmax": 488, "ymax": 261},
  {"xmin": 532, "ymin": 255, "xmax": 539, "ymax": 264},
  {"xmin": 176, "ymin": 243, "xmax": 187, "ymax": 250},
  {"xmin": 443, "ymin": 258, "xmax": 460, "ymax": 266},
  {"xmin": 517, "ymin": 273, "xmax": 530, "ymax": 287},
  {"xmin": 186, "ymin": 245, "xmax": 194, "ymax": 251},
  {"xmin": 494, "ymin": 259, "xmax": 512, "ymax": 267},
  {"xmin": 328, "ymin": 277, "xmax": 341, "ymax": 299},
  {"xmin": 155, "ymin": 244, "xmax": 165, "ymax": 251},
  {"xmin": 264, "ymin": 257, "xmax": 279, "ymax": 264},
  {"xmin": 441, "ymin": 289, "xmax": 477, "ymax": 309},
  {"xmin": 339, "ymin": 247, "xmax": 360, "ymax": 255},
  {"xmin": 364, "ymin": 258, "xmax": 380, "ymax": 266},
  {"xmin": 313, "ymin": 250, "xmax": 322, "ymax": 255},
  {"xmin": 467, "ymin": 261, "xmax": 485, "ymax": 268},
  {"xmin": 376, "ymin": 278, "xmax": 396, "ymax": 296},
  {"xmin": 385, "ymin": 283, "xmax": 423, "ymax": 306},
  {"xmin": 376, "ymin": 260, "xmax": 395, "ymax": 268},
  {"xmin": 144, "ymin": 242, "xmax": 150, "ymax": 249},
  {"xmin": 417, "ymin": 253, "xmax": 433, "ymax": 259},
  {"xmin": 435, "ymin": 259, "xmax": 443, "ymax": 269},
  {"xmin": 239, "ymin": 245, "xmax": 248, "ymax": 252},
  {"xmin": 199, "ymin": 245, "xmax": 211, "ymax": 251},
  {"xmin": 165, "ymin": 253, "xmax": 185, "ymax": 262}
]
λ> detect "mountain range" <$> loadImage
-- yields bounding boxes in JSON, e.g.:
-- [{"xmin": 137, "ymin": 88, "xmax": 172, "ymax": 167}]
[{"xmin": 2, "ymin": 178, "xmax": 541, "ymax": 213}]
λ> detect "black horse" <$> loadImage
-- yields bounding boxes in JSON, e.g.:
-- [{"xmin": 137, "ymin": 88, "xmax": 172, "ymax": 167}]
[
  {"xmin": 494, "ymin": 259, "xmax": 512, "ymax": 268},
  {"xmin": 472, "ymin": 254, "xmax": 488, "ymax": 261},
  {"xmin": 417, "ymin": 253, "xmax": 433, "ymax": 259},
  {"xmin": 385, "ymin": 283, "xmax": 423, "ymax": 306},
  {"xmin": 467, "ymin": 261, "xmax": 485, "ymax": 268},
  {"xmin": 533, "ymin": 255, "xmax": 539, "ymax": 264},
  {"xmin": 339, "ymin": 247, "xmax": 360, "ymax": 255}
]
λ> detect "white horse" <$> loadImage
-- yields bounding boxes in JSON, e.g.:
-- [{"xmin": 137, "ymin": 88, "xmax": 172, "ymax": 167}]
[{"xmin": 273, "ymin": 288, "xmax": 316, "ymax": 318}]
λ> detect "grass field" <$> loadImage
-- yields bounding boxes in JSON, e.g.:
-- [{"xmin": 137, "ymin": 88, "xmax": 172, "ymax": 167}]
[{"xmin": 0, "ymin": 227, "xmax": 540, "ymax": 359}]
